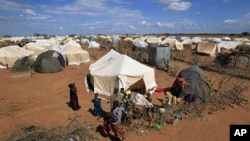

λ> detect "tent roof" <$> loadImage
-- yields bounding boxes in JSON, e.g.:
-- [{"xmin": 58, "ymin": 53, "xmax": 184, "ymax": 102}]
[
  {"xmin": 0, "ymin": 45, "xmax": 34, "ymax": 57},
  {"xmin": 60, "ymin": 42, "xmax": 88, "ymax": 55},
  {"xmin": 89, "ymin": 49, "xmax": 121, "ymax": 72},
  {"xmin": 90, "ymin": 49, "xmax": 154, "ymax": 76},
  {"xmin": 23, "ymin": 42, "xmax": 48, "ymax": 55}
]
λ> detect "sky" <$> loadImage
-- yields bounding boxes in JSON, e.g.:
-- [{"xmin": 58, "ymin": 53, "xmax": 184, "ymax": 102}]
[{"xmin": 0, "ymin": 0, "xmax": 250, "ymax": 36}]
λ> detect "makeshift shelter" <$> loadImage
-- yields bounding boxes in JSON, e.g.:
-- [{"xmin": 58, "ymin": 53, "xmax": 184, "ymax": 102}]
[
  {"xmin": 59, "ymin": 41, "xmax": 90, "ymax": 65},
  {"xmin": 0, "ymin": 45, "xmax": 34, "ymax": 68},
  {"xmin": 88, "ymin": 49, "xmax": 157, "ymax": 96},
  {"xmin": 148, "ymin": 46, "xmax": 171, "ymax": 66},
  {"xmin": 171, "ymin": 65, "xmax": 212, "ymax": 104},
  {"xmin": 196, "ymin": 42, "xmax": 218, "ymax": 57},
  {"xmin": 34, "ymin": 50, "xmax": 65, "ymax": 73}
]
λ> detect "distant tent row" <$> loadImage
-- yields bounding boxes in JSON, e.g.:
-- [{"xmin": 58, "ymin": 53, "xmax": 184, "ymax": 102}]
[
  {"xmin": 196, "ymin": 41, "xmax": 243, "ymax": 57},
  {"xmin": 0, "ymin": 39, "xmax": 90, "ymax": 73}
]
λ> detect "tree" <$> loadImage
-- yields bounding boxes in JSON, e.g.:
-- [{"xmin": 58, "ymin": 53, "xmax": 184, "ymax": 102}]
[{"xmin": 241, "ymin": 32, "xmax": 249, "ymax": 36}]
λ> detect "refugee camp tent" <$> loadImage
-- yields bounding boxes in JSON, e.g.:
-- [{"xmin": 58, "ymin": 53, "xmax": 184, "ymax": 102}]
[
  {"xmin": 34, "ymin": 39, "xmax": 53, "ymax": 49},
  {"xmin": 62, "ymin": 37, "xmax": 73, "ymax": 45},
  {"xmin": 196, "ymin": 42, "xmax": 218, "ymax": 57},
  {"xmin": 133, "ymin": 40, "xmax": 148, "ymax": 48},
  {"xmin": 0, "ymin": 45, "xmax": 34, "ymax": 68},
  {"xmin": 181, "ymin": 37, "xmax": 194, "ymax": 49},
  {"xmin": 34, "ymin": 50, "xmax": 65, "ymax": 73},
  {"xmin": 51, "ymin": 45, "xmax": 64, "ymax": 52},
  {"xmin": 212, "ymin": 38, "xmax": 222, "ymax": 43},
  {"xmin": 233, "ymin": 38, "xmax": 249, "ymax": 42},
  {"xmin": 59, "ymin": 40, "xmax": 90, "ymax": 65},
  {"xmin": 88, "ymin": 49, "xmax": 157, "ymax": 96},
  {"xmin": 222, "ymin": 37, "xmax": 231, "ymax": 41},
  {"xmin": 108, "ymin": 36, "xmax": 120, "ymax": 46},
  {"xmin": 148, "ymin": 46, "xmax": 171, "ymax": 66},
  {"xmin": 191, "ymin": 37, "xmax": 202, "ymax": 44},
  {"xmin": 217, "ymin": 41, "xmax": 242, "ymax": 53},
  {"xmin": 161, "ymin": 38, "xmax": 175, "ymax": 47},
  {"xmin": 88, "ymin": 41, "xmax": 100, "ymax": 48},
  {"xmin": 145, "ymin": 37, "xmax": 162, "ymax": 45},
  {"xmin": 23, "ymin": 42, "xmax": 48, "ymax": 56},
  {"xmin": 161, "ymin": 38, "xmax": 183, "ymax": 50},
  {"xmin": 171, "ymin": 65, "xmax": 212, "ymax": 104},
  {"xmin": 80, "ymin": 38, "xmax": 90, "ymax": 44}
]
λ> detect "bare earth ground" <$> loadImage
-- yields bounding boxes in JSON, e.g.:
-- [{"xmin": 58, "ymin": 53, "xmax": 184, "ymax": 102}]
[{"xmin": 0, "ymin": 48, "xmax": 250, "ymax": 141}]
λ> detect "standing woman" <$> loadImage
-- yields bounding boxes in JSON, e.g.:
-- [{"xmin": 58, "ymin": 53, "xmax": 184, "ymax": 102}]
[{"xmin": 68, "ymin": 83, "xmax": 81, "ymax": 111}]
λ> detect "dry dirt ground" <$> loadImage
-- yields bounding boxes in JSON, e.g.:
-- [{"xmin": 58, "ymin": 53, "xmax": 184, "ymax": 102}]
[{"xmin": 0, "ymin": 48, "xmax": 250, "ymax": 141}]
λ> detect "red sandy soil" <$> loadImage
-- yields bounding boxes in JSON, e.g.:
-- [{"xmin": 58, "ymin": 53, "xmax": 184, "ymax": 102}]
[{"xmin": 0, "ymin": 49, "xmax": 250, "ymax": 141}]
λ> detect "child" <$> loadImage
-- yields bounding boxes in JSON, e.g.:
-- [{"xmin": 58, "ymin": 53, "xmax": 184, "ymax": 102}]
[
  {"xmin": 103, "ymin": 112, "xmax": 111, "ymax": 136},
  {"xmin": 91, "ymin": 93, "xmax": 103, "ymax": 117},
  {"xmin": 110, "ymin": 101, "xmax": 125, "ymax": 140}
]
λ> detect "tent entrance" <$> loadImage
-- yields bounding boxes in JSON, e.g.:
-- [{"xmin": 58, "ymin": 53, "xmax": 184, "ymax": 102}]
[{"xmin": 129, "ymin": 78, "xmax": 146, "ymax": 94}]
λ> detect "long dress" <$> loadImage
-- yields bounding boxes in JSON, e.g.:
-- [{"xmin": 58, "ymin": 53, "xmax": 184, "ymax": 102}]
[
  {"xmin": 70, "ymin": 86, "xmax": 80, "ymax": 111},
  {"xmin": 92, "ymin": 97, "xmax": 102, "ymax": 116}
]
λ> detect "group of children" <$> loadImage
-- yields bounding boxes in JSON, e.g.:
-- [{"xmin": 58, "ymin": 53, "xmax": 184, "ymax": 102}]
[{"xmin": 91, "ymin": 88, "xmax": 132, "ymax": 141}]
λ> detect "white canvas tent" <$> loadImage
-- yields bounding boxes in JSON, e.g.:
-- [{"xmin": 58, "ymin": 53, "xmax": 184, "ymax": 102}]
[
  {"xmin": 192, "ymin": 37, "xmax": 202, "ymax": 44},
  {"xmin": 59, "ymin": 40, "xmax": 90, "ymax": 65},
  {"xmin": 233, "ymin": 38, "xmax": 249, "ymax": 42},
  {"xmin": 217, "ymin": 41, "xmax": 242, "ymax": 53},
  {"xmin": 89, "ymin": 49, "xmax": 157, "ymax": 96},
  {"xmin": 145, "ymin": 37, "xmax": 162, "ymax": 45},
  {"xmin": 34, "ymin": 39, "xmax": 53, "ymax": 49},
  {"xmin": 88, "ymin": 41, "xmax": 100, "ymax": 48},
  {"xmin": 23, "ymin": 42, "xmax": 48, "ymax": 56},
  {"xmin": 51, "ymin": 45, "xmax": 64, "ymax": 52},
  {"xmin": 196, "ymin": 42, "xmax": 218, "ymax": 57},
  {"xmin": 222, "ymin": 37, "xmax": 231, "ymax": 41},
  {"xmin": 133, "ymin": 40, "xmax": 148, "ymax": 48},
  {"xmin": 161, "ymin": 38, "xmax": 184, "ymax": 50},
  {"xmin": 0, "ymin": 45, "xmax": 34, "ymax": 68}
]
